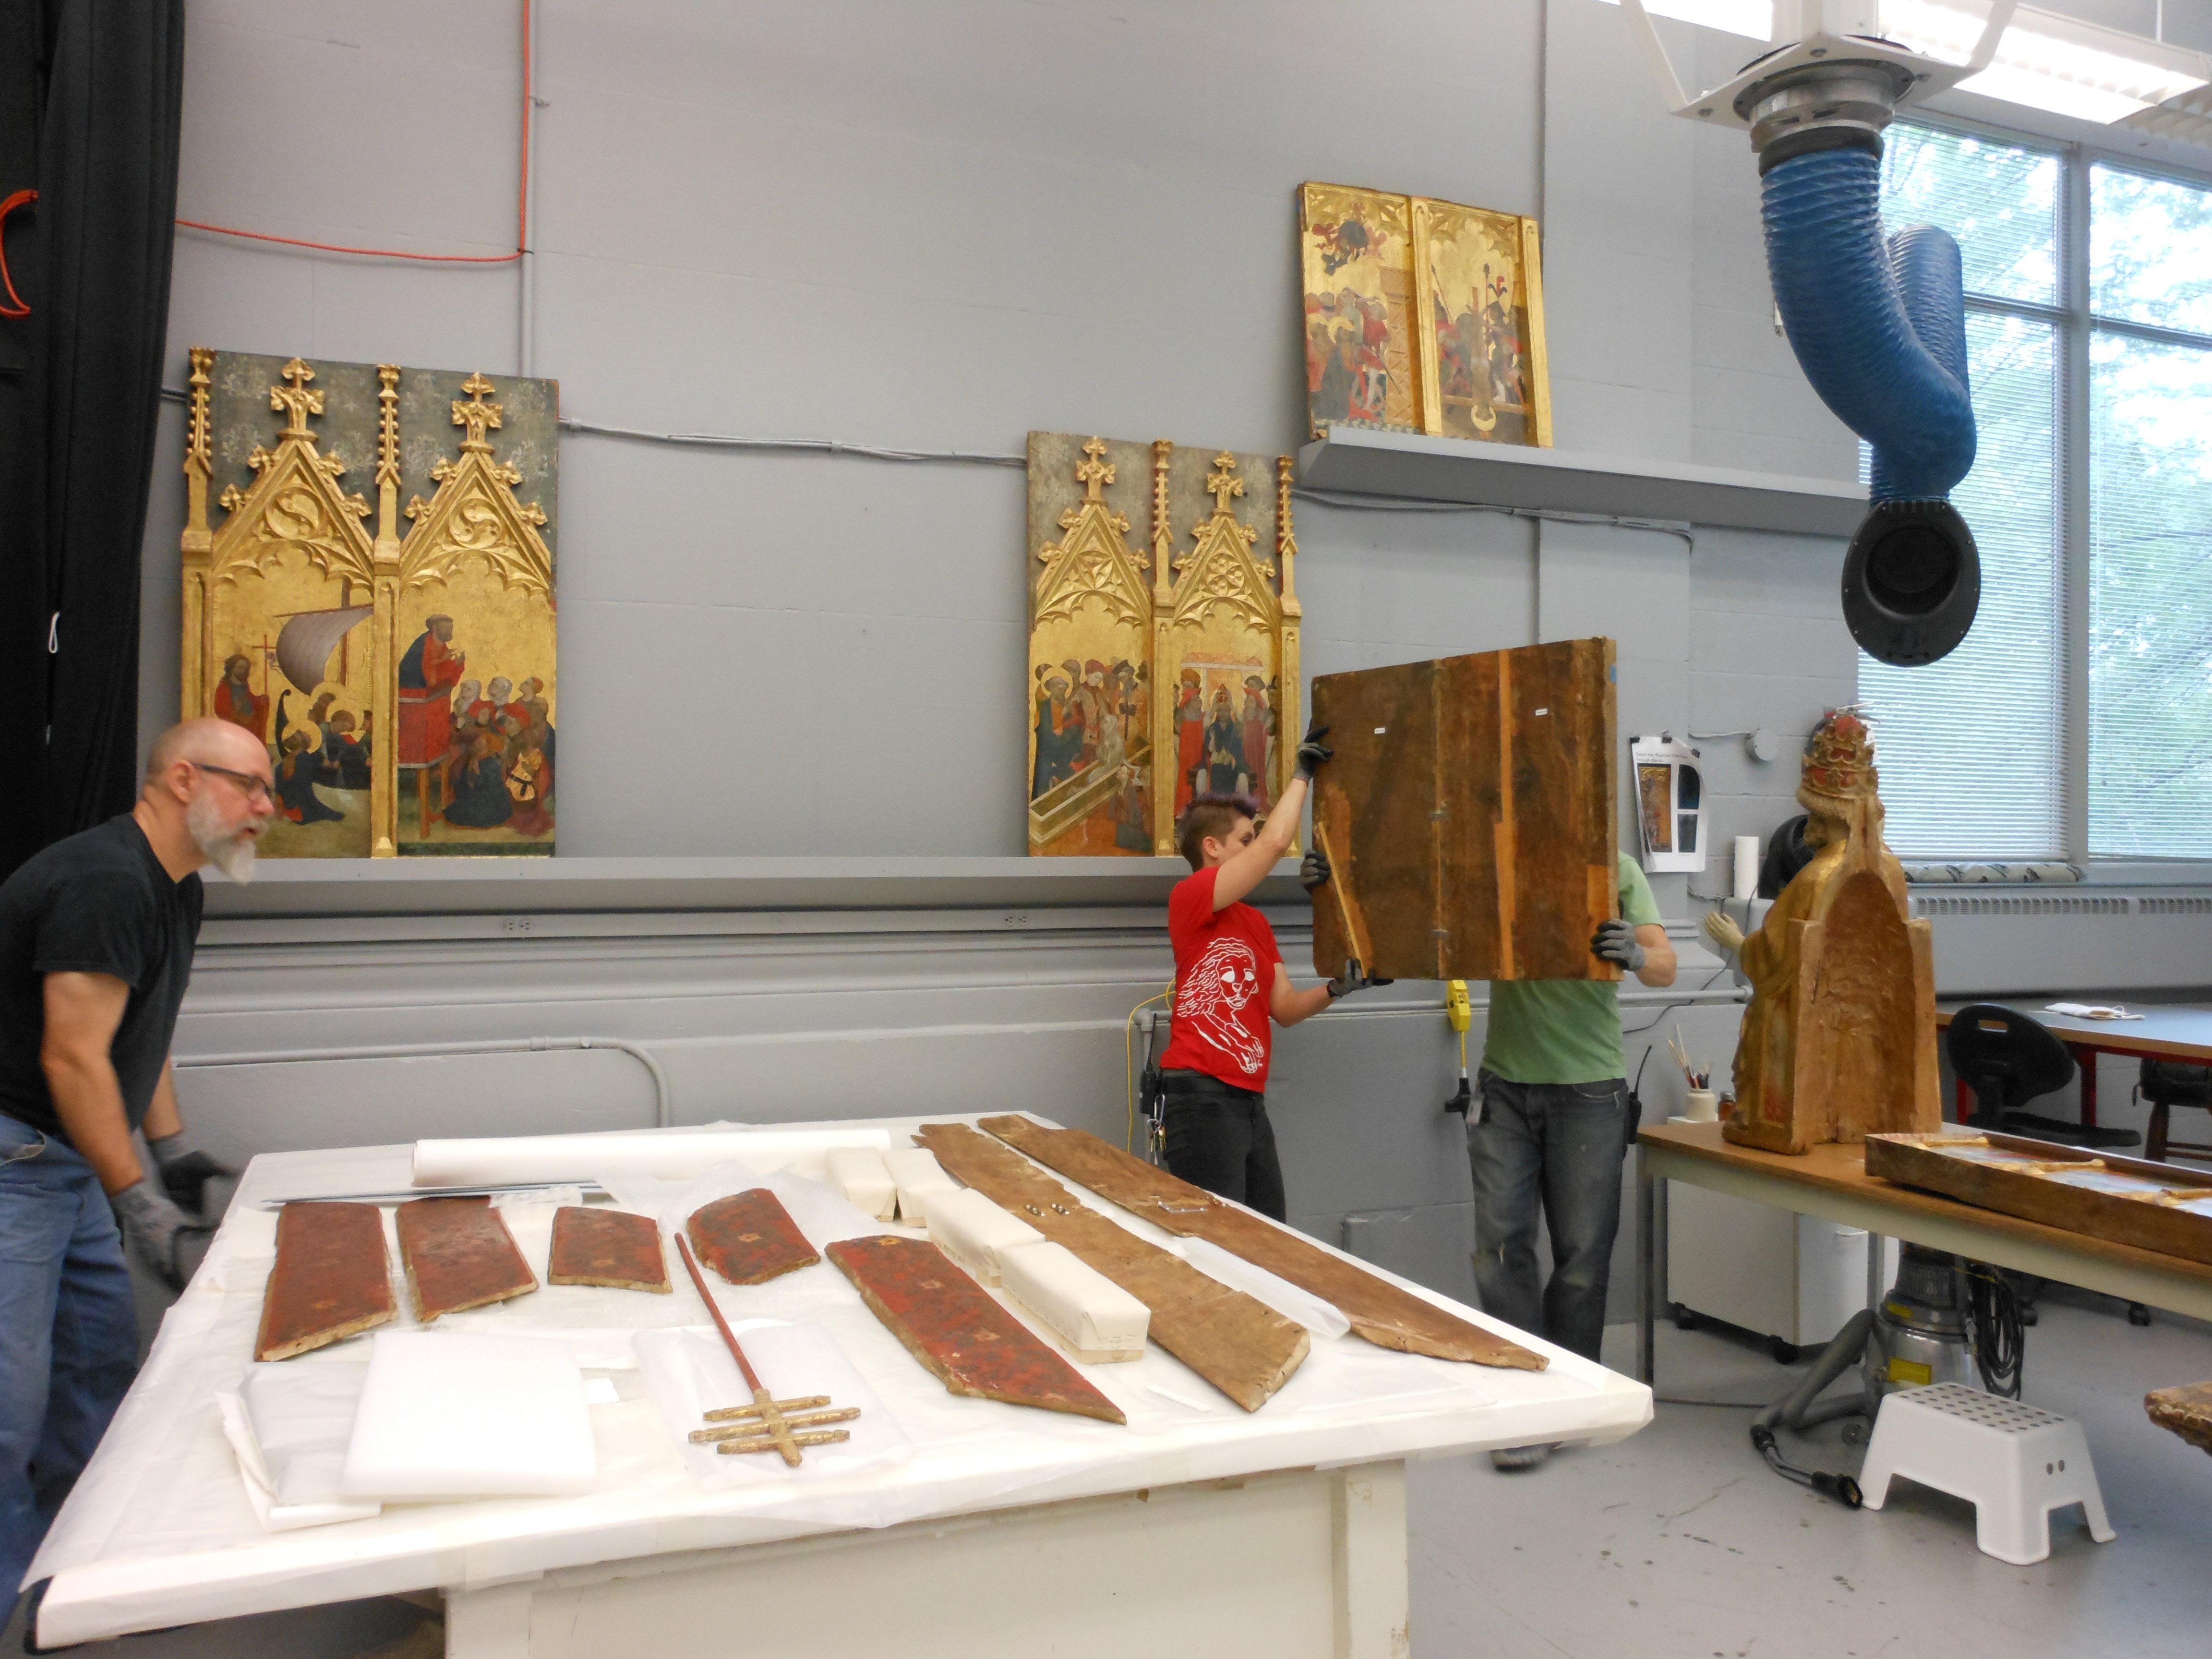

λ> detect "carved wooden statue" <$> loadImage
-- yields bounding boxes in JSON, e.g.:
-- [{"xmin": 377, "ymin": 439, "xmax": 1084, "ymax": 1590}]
[{"xmin": 1712, "ymin": 710, "xmax": 1939, "ymax": 1155}]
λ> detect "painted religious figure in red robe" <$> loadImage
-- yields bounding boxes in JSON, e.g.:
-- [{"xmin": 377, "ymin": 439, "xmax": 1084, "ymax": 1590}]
[
  {"xmin": 397, "ymin": 614, "xmax": 465, "ymax": 768},
  {"xmin": 212, "ymin": 654, "xmax": 268, "ymax": 740}
]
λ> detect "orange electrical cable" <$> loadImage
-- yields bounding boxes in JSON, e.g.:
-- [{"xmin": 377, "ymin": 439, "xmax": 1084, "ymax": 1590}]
[
  {"xmin": 0, "ymin": 188, "xmax": 33, "ymax": 316},
  {"xmin": 178, "ymin": 0, "xmax": 532, "ymax": 265}
]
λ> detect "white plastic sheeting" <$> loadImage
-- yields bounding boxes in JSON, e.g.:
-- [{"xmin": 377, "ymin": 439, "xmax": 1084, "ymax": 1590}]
[{"xmin": 27, "ymin": 1117, "xmax": 1650, "ymax": 1648}]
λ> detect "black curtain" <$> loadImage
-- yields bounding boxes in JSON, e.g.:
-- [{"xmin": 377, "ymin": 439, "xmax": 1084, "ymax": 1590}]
[{"xmin": 0, "ymin": 0, "xmax": 186, "ymax": 881}]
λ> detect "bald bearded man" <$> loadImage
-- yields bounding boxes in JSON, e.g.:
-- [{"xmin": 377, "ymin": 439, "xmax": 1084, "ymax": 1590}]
[{"xmin": 0, "ymin": 719, "xmax": 273, "ymax": 1592}]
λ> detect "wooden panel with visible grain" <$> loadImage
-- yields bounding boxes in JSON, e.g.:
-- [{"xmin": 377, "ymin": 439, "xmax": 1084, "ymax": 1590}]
[
  {"xmin": 394, "ymin": 1197, "xmax": 537, "ymax": 1322},
  {"xmin": 548, "ymin": 1206, "xmax": 671, "ymax": 1292},
  {"xmin": 827, "ymin": 1234, "xmax": 1126, "ymax": 1424},
  {"xmin": 914, "ymin": 1122, "xmax": 1309, "ymax": 1410},
  {"xmin": 980, "ymin": 1116, "xmax": 1547, "ymax": 1370},
  {"xmin": 254, "ymin": 1202, "xmax": 395, "ymax": 1363},
  {"xmin": 687, "ymin": 1190, "xmax": 821, "ymax": 1286},
  {"xmin": 2146, "ymin": 1381, "xmax": 2212, "ymax": 1456},
  {"xmin": 1311, "ymin": 637, "xmax": 1616, "ymax": 983},
  {"xmin": 1865, "ymin": 1131, "xmax": 2212, "ymax": 1267}
]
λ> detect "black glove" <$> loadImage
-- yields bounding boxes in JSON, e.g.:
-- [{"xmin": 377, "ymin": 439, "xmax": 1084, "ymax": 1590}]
[
  {"xmin": 1327, "ymin": 958, "xmax": 1394, "ymax": 999},
  {"xmin": 112, "ymin": 1182, "xmax": 213, "ymax": 1293},
  {"xmin": 1299, "ymin": 847, "xmax": 1332, "ymax": 891},
  {"xmin": 1592, "ymin": 918, "xmax": 1647, "ymax": 973},
  {"xmin": 1295, "ymin": 720, "xmax": 1333, "ymax": 782},
  {"xmin": 150, "ymin": 1131, "xmax": 235, "ymax": 1215}
]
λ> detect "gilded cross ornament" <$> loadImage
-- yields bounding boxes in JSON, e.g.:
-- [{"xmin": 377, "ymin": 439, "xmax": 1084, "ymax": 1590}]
[
  {"xmin": 451, "ymin": 372, "xmax": 504, "ymax": 451},
  {"xmin": 1076, "ymin": 436, "xmax": 1115, "ymax": 501},
  {"xmin": 270, "ymin": 359, "xmax": 323, "ymax": 435},
  {"xmin": 1205, "ymin": 452, "xmax": 1246, "ymax": 513}
]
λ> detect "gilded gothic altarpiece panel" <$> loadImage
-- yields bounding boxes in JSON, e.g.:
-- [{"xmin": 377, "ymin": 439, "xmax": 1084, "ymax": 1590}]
[
  {"xmin": 1027, "ymin": 433, "xmax": 1301, "ymax": 858},
  {"xmin": 180, "ymin": 350, "xmax": 559, "ymax": 857}
]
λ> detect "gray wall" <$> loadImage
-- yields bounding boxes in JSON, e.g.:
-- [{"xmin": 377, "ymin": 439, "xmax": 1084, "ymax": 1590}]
[{"xmin": 147, "ymin": 0, "xmax": 1871, "ymax": 1322}]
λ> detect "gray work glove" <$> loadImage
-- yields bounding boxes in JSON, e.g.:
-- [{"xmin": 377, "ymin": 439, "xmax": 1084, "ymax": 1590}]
[
  {"xmin": 1592, "ymin": 918, "xmax": 1647, "ymax": 973},
  {"xmin": 1295, "ymin": 720, "xmax": 1333, "ymax": 782},
  {"xmin": 112, "ymin": 1181, "xmax": 213, "ymax": 1292},
  {"xmin": 1299, "ymin": 847, "xmax": 1332, "ymax": 891},
  {"xmin": 1326, "ymin": 958, "xmax": 1394, "ymax": 999},
  {"xmin": 149, "ymin": 1130, "xmax": 235, "ymax": 1215}
]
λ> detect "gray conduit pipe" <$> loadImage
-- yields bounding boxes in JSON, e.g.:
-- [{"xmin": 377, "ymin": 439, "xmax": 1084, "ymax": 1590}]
[{"xmin": 173, "ymin": 1036, "xmax": 673, "ymax": 1130}]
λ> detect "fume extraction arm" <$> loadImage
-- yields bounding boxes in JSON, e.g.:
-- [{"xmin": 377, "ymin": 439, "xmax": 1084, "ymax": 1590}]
[{"xmin": 1622, "ymin": 0, "xmax": 2008, "ymax": 667}]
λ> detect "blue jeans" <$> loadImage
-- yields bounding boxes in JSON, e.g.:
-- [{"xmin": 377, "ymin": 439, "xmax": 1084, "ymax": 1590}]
[
  {"xmin": 1465, "ymin": 1071, "xmax": 1628, "ymax": 1364},
  {"xmin": 0, "ymin": 1117, "xmax": 138, "ymax": 1595}
]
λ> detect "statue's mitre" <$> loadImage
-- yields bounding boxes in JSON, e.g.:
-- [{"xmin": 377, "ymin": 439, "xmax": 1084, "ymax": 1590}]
[{"xmin": 1800, "ymin": 708, "xmax": 1878, "ymax": 802}]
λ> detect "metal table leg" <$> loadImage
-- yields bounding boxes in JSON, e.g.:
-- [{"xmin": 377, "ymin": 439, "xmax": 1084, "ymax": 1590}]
[
  {"xmin": 1867, "ymin": 1229, "xmax": 1886, "ymax": 1310},
  {"xmin": 1636, "ymin": 1141, "xmax": 1656, "ymax": 1386}
]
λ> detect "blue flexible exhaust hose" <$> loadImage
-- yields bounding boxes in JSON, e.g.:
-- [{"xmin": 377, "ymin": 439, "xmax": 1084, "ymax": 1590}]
[
  {"xmin": 1761, "ymin": 143, "xmax": 1981, "ymax": 665},
  {"xmin": 1763, "ymin": 146, "xmax": 1973, "ymax": 498}
]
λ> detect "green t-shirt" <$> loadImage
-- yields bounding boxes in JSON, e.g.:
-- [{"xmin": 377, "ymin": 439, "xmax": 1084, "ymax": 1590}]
[{"xmin": 1479, "ymin": 853, "xmax": 1663, "ymax": 1085}]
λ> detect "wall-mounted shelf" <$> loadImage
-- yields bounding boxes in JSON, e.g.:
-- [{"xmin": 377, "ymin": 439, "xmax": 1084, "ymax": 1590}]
[
  {"xmin": 203, "ymin": 855, "xmax": 1308, "ymax": 920},
  {"xmin": 1298, "ymin": 425, "xmax": 1866, "ymax": 539}
]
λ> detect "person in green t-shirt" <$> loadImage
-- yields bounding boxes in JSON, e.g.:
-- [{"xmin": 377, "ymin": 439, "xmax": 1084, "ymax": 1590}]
[{"xmin": 1474, "ymin": 851, "xmax": 1674, "ymax": 1470}]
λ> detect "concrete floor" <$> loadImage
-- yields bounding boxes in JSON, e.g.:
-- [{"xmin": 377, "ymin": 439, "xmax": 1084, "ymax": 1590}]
[
  {"xmin": 13, "ymin": 1286, "xmax": 2212, "ymax": 1656},
  {"xmin": 1411, "ymin": 1287, "xmax": 2212, "ymax": 1658}
]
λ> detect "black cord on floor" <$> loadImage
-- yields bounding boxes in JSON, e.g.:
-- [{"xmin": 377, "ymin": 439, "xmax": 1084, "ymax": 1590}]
[{"xmin": 1964, "ymin": 1261, "xmax": 2025, "ymax": 1398}]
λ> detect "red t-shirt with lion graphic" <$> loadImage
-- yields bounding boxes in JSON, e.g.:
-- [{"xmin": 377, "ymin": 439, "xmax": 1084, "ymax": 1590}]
[{"xmin": 1159, "ymin": 866, "xmax": 1284, "ymax": 1091}]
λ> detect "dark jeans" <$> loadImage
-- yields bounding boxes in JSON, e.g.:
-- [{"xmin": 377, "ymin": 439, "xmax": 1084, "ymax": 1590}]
[
  {"xmin": 1160, "ymin": 1071, "xmax": 1286, "ymax": 1222},
  {"xmin": 1465, "ymin": 1070, "xmax": 1627, "ymax": 1363},
  {"xmin": 0, "ymin": 1117, "xmax": 138, "ymax": 1595}
]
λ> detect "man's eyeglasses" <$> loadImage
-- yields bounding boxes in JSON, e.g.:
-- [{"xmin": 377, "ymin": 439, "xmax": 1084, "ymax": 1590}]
[{"xmin": 187, "ymin": 760, "xmax": 275, "ymax": 806}]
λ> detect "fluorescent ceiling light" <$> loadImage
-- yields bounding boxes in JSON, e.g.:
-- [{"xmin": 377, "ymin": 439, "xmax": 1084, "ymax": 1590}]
[
  {"xmin": 1596, "ymin": 0, "xmax": 1774, "ymax": 44},
  {"xmin": 1880, "ymin": 0, "xmax": 2211, "ymax": 124}
]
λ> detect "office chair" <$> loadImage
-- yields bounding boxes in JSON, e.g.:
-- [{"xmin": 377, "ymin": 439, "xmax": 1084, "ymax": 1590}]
[
  {"xmin": 1948, "ymin": 1005, "xmax": 2150, "ymax": 1327},
  {"xmin": 2139, "ymin": 1058, "xmax": 2212, "ymax": 1165},
  {"xmin": 1946, "ymin": 1004, "xmax": 2140, "ymax": 1152}
]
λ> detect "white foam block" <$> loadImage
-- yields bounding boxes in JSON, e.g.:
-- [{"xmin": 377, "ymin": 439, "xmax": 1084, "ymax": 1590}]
[
  {"xmin": 997, "ymin": 1239, "xmax": 1150, "ymax": 1362},
  {"xmin": 882, "ymin": 1147, "xmax": 957, "ymax": 1226},
  {"xmin": 338, "ymin": 1332, "xmax": 596, "ymax": 1501},
  {"xmin": 825, "ymin": 1147, "xmax": 897, "ymax": 1221},
  {"xmin": 925, "ymin": 1188, "xmax": 1044, "ymax": 1286}
]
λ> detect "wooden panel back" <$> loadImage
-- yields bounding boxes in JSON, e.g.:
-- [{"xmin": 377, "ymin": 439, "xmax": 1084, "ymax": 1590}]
[{"xmin": 1312, "ymin": 637, "xmax": 1617, "ymax": 982}]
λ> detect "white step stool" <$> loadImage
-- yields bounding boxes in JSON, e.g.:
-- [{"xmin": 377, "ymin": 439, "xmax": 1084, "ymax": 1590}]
[{"xmin": 1859, "ymin": 1382, "xmax": 2115, "ymax": 1564}]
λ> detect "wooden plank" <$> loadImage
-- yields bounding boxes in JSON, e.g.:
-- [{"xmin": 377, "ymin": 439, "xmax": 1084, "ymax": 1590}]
[
  {"xmin": 979, "ymin": 1117, "xmax": 1547, "ymax": 1371},
  {"xmin": 254, "ymin": 1202, "xmax": 395, "ymax": 1362},
  {"xmin": 548, "ymin": 1206, "xmax": 670, "ymax": 1292},
  {"xmin": 914, "ymin": 1123, "xmax": 1310, "ymax": 1411},
  {"xmin": 687, "ymin": 1190, "xmax": 821, "ymax": 1286},
  {"xmin": 2145, "ymin": 1381, "xmax": 2212, "ymax": 1456},
  {"xmin": 1865, "ymin": 1131, "xmax": 2212, "ymax": 1268},
  {"xmin": 827, "ymin": 1234, "xmax": 1126, "ymax": 1424},
  {"xmin": 1310, "ymin": 638, "xmax": 1616, "ymax": 983},
  {"xmin": 394, "ymin": 1197, "xmax": 537, "ymax": 1322}
]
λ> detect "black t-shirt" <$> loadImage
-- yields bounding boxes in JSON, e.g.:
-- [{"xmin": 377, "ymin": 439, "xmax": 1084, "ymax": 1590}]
[{"xmin": 0, "ymin": 815, "xmax": 204, "ymax": 1145}]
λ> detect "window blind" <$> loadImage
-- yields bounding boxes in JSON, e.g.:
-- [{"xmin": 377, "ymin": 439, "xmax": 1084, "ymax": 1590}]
[
  {"xmin": 2087, "ymin": 165, "xmax": 2212, "ymax": 857},
  {"xmin": 1859, "ymin": 128, "xmax": 2065, "ymax": 859}
]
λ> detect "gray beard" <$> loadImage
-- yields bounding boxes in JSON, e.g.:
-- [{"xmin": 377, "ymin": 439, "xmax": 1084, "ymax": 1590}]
[{"xmin": 187, "ymin": 791, "xmax": 257, "ymax": 884}]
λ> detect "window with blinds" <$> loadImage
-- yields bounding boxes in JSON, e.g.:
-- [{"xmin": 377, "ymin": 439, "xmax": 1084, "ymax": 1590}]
[
  {"xmin": 1859, "ymin": 126, "xmax": 2066, "ymax": 859},
  {"xmin": 2087, "ymin": 165, "xmax": 2212, "ymax": 858}
]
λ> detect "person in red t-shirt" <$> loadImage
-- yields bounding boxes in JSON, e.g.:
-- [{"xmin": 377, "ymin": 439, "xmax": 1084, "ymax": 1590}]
[{"xmin": 1157, "ymin": 721, "xmax": 1389, "ymax": 1220}]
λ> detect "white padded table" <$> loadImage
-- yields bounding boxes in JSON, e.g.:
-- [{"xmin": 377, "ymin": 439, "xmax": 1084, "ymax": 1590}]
[{"xmin": 26, "ymin": 1114, "xmax": 1651, "ymax": 1657}]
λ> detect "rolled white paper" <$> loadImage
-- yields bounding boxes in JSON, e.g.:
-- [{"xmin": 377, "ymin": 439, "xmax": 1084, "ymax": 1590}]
[
  {"xmin": 997, "ymin": 1239, "xmax": 1150, "ymax": 1360},
  {"xmin": 882, "ymin": 1147, "xmax": 957, "ymax": 1226},
  {"xmin": 412, "ymin": 1126, "xmax": 891, "ymax": 1188},
  {"xmin": 824, "ymin": 1147, "xmax": 897, "ymax": 1221},
  {"xmin": 1732, "ymin": 835, "xmax": 1759, "ymax": 902},
  {"xmin": 926, "ymin": 1188, "xmax": 1044, "ymax": 1286}
]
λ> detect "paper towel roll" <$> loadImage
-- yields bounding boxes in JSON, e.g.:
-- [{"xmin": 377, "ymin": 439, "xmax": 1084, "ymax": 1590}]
[
  {"xmin": 412, "ymin": 1127, "xmax": 891, "ymax": 1187},
  {"xmin": 1733, "ymin": 835, "xmax": 1760, "ymax": 902}
]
